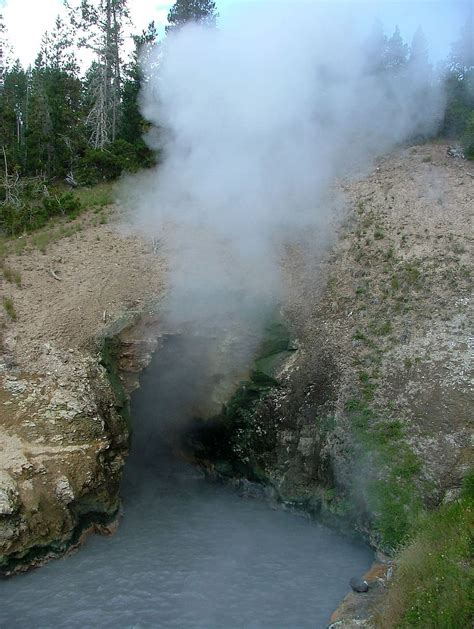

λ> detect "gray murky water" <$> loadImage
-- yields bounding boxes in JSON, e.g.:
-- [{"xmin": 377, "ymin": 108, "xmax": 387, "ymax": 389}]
[{"xmin": 1, "ymin": 336, "xmax": 372, "ymax": 628}]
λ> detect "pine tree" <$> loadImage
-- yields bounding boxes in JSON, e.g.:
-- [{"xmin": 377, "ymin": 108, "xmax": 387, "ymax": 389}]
[
  {"xmin": 384, "ymin": 25, "xmax": 408, "ymax": 73},
  {"xmin": 409, "ymin": 26, "xmax": 432, "ymax": 81},
  {"xmin": 49, "ymin": 16, "xmax": 79, "ymax": 73},
  {"xmin": 410, "ymin": 27, "xmax": 429, "ymax": 65},
  {"xmin": 166, "ymin": 0, "xmax": 218, "ymax": 33},
  {"xmin": 120, "ymin": 21, "xmax": 158, "ymax": 145},
  {"xmin": 0, "ymin": 60, "xmax": 28, "ymax": 170},
  {"xmin": 0, "ymin": 14, "xmax": 6, "ymax": 90},
  {"xmin": 363, "ymin": 19, "xmax": 387, "ymax": 75},
  {"xmin": 449, "ymin": 16, "xmax": 474, "ymax": 80},
  {"xmin": 25, "ymin": 17, "xmax": 83, "ymax": 176},
  {"xmin": 443, "ymin": 18, "xmax": 474, "ymax": 156}
]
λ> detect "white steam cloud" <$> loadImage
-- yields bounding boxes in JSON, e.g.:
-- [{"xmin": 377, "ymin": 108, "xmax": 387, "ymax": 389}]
[{"xmin": 124, "ymin": 4, "xmax": 444, "ymax": 343}]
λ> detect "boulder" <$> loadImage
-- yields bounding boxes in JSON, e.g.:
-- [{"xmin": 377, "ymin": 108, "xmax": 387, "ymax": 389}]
[{"xmin": 349, "ymin": 577, "xmax": 369, "ymax": 593}]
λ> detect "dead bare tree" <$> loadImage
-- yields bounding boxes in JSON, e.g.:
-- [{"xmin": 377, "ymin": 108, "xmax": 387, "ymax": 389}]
[
  {"xmin": 66, "ymin": 0, "xmax": 129, "ymax": 148},
  {"xmin": 1, "ymin": 147, "xmax": 47, "ymax": 212},
  {"xmin": 2, "ymin": 147, "xmax": 20, "ymax": 206},
  {"xmin": 86, "ymin": 63, "xmax": 112, "ymax": 148}
]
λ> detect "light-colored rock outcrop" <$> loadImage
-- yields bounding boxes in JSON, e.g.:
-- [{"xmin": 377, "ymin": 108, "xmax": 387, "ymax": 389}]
[{"xmin": 0, "ymin": 206, "xmax": 165, "ymax": 573}]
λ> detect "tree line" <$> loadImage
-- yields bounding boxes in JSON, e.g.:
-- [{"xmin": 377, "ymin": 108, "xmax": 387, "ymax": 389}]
[{"xmin": 0, "ymin": 0, "xmax": 472, "ymax": 236}]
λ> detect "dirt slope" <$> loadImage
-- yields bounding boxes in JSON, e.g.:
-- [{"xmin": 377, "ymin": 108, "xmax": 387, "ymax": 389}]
[
  {"xmin": 327, "ymin": 141, "xmax": 473, "ymax": 502},
  {"xmin": 1, "ymin": 207, "xmax": 165, "ymax": 367}
]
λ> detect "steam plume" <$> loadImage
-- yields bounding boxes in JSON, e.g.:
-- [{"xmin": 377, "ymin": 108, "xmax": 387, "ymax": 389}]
[{"xmin": 123, "ymin": 4, "xmax": 444, "ymax": 362}]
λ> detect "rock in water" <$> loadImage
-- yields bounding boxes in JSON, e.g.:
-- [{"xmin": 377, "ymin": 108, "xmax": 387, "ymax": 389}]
[{"xmin": 349, "ymin": 577, "xmax": 369, "ymax": 593}]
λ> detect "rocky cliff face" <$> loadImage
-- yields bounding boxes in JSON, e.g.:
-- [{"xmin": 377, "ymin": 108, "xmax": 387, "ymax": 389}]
[
  {"xmin": 185, "ymin": 142, "xmax": 473, "ymax": 555},
  {"xmin": 0, "ymin": 316, "xmax": 164, "ymax": 575},
  {"xmin": 0, "ymin": 348, "xmax": 128, "ymax": 574},
  {"xmin": 0, "ymin": 206, "xmax": 165, "ymax": 574}
]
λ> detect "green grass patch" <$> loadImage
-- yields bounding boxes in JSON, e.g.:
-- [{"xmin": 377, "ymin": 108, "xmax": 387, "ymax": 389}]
[
  {"xmin": 346, "ymin": 393, "xmax": 424, "ymax": 551},
  {"xmin": 74, "ymin": 182, "xmax": 114, "ymax": 210},
  {"xmin": 452, "ymin": 242, "xmax": 466, "ymax": 255},
  {"xmin": 2, "ymin": 265, "xmax": 21, "ymax": 286},
  {"xmin": 0, "ymin": 237, "xmax": 7, "ymax": 261},
  {"xmin": 375, "ymin": 321, "xmax": 393, "ymax": 336},
  {"xmin": 369, "ymin": 475, "xmax": 424, "ymax": 551},
  {"xmin": 362, "ymin": 382, "xmax": 377, "ymax": 402},
  {"xmin": 357, "ymin": 200, "xmax": 365, "ymax": 214},
  {"xmin": 403, "ymin": 264, "xmax": 422, "ymax": 287},
  {"xmin": 385, "ymin": 247, "xmax": 395, "ymax": 261},
  {"xmin": 379, "ymin": 472, "xmax": 474, "ymax": 627},
  {"xmin": 3, "ymin": 296, "xmax": 17, "ymax": 321},
  {"xmin": 318, "ymin": 415, "xmax": 337, "ymax": 436}
]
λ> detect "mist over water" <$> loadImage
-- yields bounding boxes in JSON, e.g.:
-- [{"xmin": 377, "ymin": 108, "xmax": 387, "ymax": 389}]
[
  {"xmin": 124, "ymin": 3, "xmax": 445, "ymax": 341},
  {"xmin": 1, "ymin": 5, "xmax": 469, "ymax": 628},
  {"xmin": 2, "ymin": 7, "xmax": 451, "ymax": 626},
  {"xmin": 0, "ymin": 336, "xmax": 373, "ymax": 628}
]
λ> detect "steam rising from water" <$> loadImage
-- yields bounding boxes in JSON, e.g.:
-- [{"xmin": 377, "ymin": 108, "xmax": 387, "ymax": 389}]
[{"xmin": 124, "ymin": 4, "xmax": 444, "ymax": 342}]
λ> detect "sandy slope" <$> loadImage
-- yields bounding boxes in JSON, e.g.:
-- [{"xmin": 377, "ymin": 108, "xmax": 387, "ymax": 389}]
[{"xmin": 1, "ymin": 206, "xmax": 165, "ymax": 369}]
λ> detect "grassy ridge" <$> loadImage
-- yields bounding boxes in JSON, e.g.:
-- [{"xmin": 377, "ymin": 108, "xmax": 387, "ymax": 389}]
[
  {"xmin": 379, "ymin": 472, "xmax": 474, "ymax": 627},
  {"xmin": 0, "ymin": 180, "xmax": 114, "ymax": 239}
]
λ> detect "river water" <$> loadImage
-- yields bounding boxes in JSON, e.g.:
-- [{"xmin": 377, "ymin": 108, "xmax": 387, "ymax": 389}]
[{"xmin": 1, "ymin": 335, "xmax": 372, "ymax": 628}]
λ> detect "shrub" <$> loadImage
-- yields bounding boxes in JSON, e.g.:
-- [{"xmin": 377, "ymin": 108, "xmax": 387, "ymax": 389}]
[
  {"xmin": 77, "ymin": 148, "xmax": 123, "ymax": 185},
  {"xmin": 77, "ymin": 139, "xmax": 155, "ymax": 185},
  {"xmin": 0, "ymin": 192, "xmax": 81, "ymax": 236},
  {"xmin": 2, "ymin": 265, "xmax": 21, "ymax": 286},
  {"xmin": 462, "ymin": 111, "xmax": 474, "ymax": 160},
  {"xmin": 3, "ymin": 296, "xmax": 17, "ymax": 321},
  {"xmin": 42, "ymin": 192, "xmax": 82, "ymax": 219}
]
